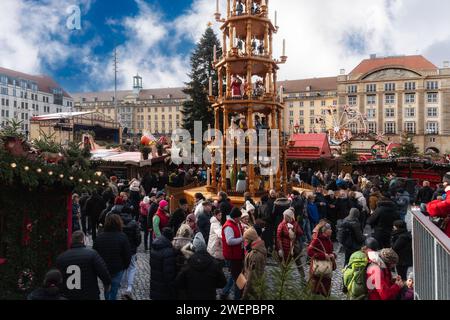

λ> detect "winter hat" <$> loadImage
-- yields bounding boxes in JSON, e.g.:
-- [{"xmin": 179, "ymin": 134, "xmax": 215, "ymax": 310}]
[
  {"xmin": 243, "ymin": 228, "xmax": 258, "ymax": 242},
  {"xmin": 186, "ymin": 213, "xmax": 196, "ymax": 223},
  {"xmin": 156, "ymin": 191, "xmax": 165, "ymax": 198},
  {"xmin": 365, "ymin": 237, "xmax": 380, "ymax": 251},
  {"xmin": 230, "ymin": 207, "xmax": 242, "ymax": 219},
  {"xmin": 380, "ymin": 248, "xmax": 399, "ymax": 266},
  {"xmin": 246, "ymin": 201, "xmax": 255, "ymax": 213},
  {"xmin": 143, "ymin": 196, "xmax": 150, "ymax": 204},
  {"xmin": 283, "ymin": 208, "xmax": 295, "ymax": 220},
  {"xmin": 114, "ymin": 196, "xmax": 125, "ymax": 205},
  {"xmin": 241, "ymin": 209, "xmax": 249, "ymax": 219},
  {"xmin": 328, "ymin": 190, "xmax": 335, "ymax": 196},
  {"xmin": 192, "ymin": 232, "xmax": 207, "ymax": 252},
  {"xmin": 320, "ymin": 223, "xmax": 332, "ymax": 234},
  {"xmin": 130, "ymin": 180, "xmax": 140, "ymax": 191},
  {"xmin": 407, "ymin": 272, "xmax": 414, "ymax": 281},
  {"xmin": 159, "ymin": 200, "xmax": 169, "ymax": 209}
]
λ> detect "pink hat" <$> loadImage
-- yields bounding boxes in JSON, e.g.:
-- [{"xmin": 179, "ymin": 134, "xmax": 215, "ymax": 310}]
[{"xmin": 159, "ymin": 200, "xmax": 169, "ymax": 209}]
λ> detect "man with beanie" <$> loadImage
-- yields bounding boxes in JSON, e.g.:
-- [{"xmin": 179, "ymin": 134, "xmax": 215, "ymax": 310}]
[
  {"xmin": 242, "ymin": 228, "xmax": 267, "ymax": 300},
  {"xmin": 391, "ymin": 220, "xmax": 412, "ymax": 280},
  {"xmin": 197, "ymin": 200, "xmax": 213, "ymax": 244},
  {"xmin": 338, "ymin": 208, "xmax": 366, "ymax": 265},
  {"xmin": 176, "ymin": 233, "xmax": 226, "ymax": 300},
  {"xmin": 366, "ymin": 248, "xmax": 403, "ymax": 300},
  {"xmin": 221, "ymin": 207, "xmax": 244, "ymax": 300}
]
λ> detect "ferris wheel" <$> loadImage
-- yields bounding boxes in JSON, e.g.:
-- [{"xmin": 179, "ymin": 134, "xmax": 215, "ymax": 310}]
[{"xmin": 312, "ymin": 105, "xmax": 369, "ymax": 144}]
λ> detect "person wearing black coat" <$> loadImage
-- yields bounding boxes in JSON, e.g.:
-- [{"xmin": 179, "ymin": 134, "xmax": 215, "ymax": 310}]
[
  {"xmin": 258, "ymin": 195, "xmax": 273, "ymax": 252},
  {"xmin": 325, "ymin": 191, "xmax": 338, "ymax": 241},
  {"xmin": 367, "ymin": 198, "xmax": 400, "ymax": 249},
  {"xmin": 217, "ymin": 192, "xmax": 233, "ymax": 225},
  {"xmin": 290, "ymin": 191, "xmax": 305, "ymax": 225},
  {"xmin": 56, "ymin": 231, "xmax": 111, "ymax": 300},
  {"xmin": 197, "ymin": 201, "xmax": 212, "ymax": 245},
  {"xmin": 176, "ymin": 233, "xmax": 226, "ymax": 300},
  {"xmin": 79, "ymin": 192, "xmax": 90, "ymax": 235},
  {"xmin": 169, "ymin": 198, "xmax": 189, "ymax": 235},
  {"xmin": 335, "ymin": 192, "xmax": 351, "ymax": 221},
  {"xmin": 415, "ymin": 182, "xmax": 434, "ymax": 205},
  {"xmin": 391, "ymin": 220, "xmax": 412, "ymax": 281},
  {"xmin": 85, "ymin": 190, "xmax": 105, "ymax": 241},
  {"xmin": 338, "ymin": 208, "xmax": 366, "ymax": 264},
  {"xmin": 28, "ymin": 269, "xmax": 67, "ymax": 300},
  {"xmin": 93, "ymin": 214, "xmax": 132, "ymax": 300},
  {"xmin": 150, "ymin": 228, "xmax": 177, "ymax": 300}
]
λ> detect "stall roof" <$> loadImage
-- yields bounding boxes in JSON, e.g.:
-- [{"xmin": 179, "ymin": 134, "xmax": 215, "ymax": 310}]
[
  {"xmin": 91, "ymin": 149, "xmax": 167, "ymax": 166},
  {"xmin": 31, "ymin": 111, "xmax": 94, "ymax": 121},
  {"xmin": 287, "ymin": 133, "xmax": 332, "ymax": 160}
]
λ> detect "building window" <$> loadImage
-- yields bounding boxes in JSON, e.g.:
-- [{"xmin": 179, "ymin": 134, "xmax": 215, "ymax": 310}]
[
  {"xmin": 349, "ymin": 122, "xmax": 358, "ymax": 133},
  {"xmin": 405, "ymin": 93, "xmax": 415, "ymax": 104},
  {"xmin": 404, "ymin": 82, "xmax": 416, "ymax": 91},
  {"xmin": 426, "ymin": 122, "xmax": 439, "ymax": 135},
  {"xmin": 348, "ymin": 96, "xmax": 357, "ymax": 106},
  {"xmin": 310, "ymin": 101, "xmax": 314, "ymax": 107},
  {"xmin": 289, "ymin": 111, "xmax": 294, "ymax": 117},
  {"xmin": 299, "ymin": 119, "xmax": 304, "ymax": 125},
  {"xmin": 430, "ymin": 137, "xmax": 436, "ymax": 143},
  {"xmin": 321, "ymin": 109, "xmax": 326, "ymax": 116},
  {"xmin": 385, "ymin": 108, "xmax": 395, "ymax": 118},
  {"xmin": 385, "ymin": 83, "xmax": 396, "ymax": 91},
  {"xmin": 321, "ymin": 100, "xmax": 326, "ymax": 107},
  {"xmin": 299, "ymin": 101, "xmax": 304, "ymax": 107},
  {"xmin": 427, "ymin": 107, "xmax": 438, "ymax": 117},
  {"xmin": 405, "ymin": 108, "xmax": 415, "ymax": 118},
  {"xmin": 299, "ymin": 110, "xmax": 304, "ymax": 116},
  {"xmin": 310, "ymin": 110, "xmax": 314, "ymax": 116},
  {"xmin": 1, "ymin": 87, "xmax": 7, "ymax": 95},
  {"xmin": 405, "ymin": 122, "xmax": 416, "ymax": 134},
  {"xmin": 385, "ymin": 94, "xmax": 395, "ymax": 105},
  {"xmin": 289, "ymin": 103, "xmax": 293, "ymax": 108},
  {"xmin": 367, "ymin": 109, "xmax": 376, "ymax": 119},
  {"xmin": 333, "ymin": 100, "xmax": 337, "ymax": 106},
  {"xmin": 368, "ymin": 122, "xmax": 377, "ymax": 133},
  {"xmin": 366, "ymin": 84, "xmax": 377, "ymax": 93},
  {"xmin": 426, "ymin": 81, "xmax": 439, "ymax": 90},
  {"xmin": 367, "ymin": 95, "xmax": 376, "ymax": 105},
  {"xmin": 427, "ymin": 93, "xmax": 438, "ymax": 103},
  {"xmin": 347, "ymin": 85, "xmax": 357, "ymax": 93},
  {"xmin": 384, "ymin": 122, "xmax": 396, "ymax": 134}
]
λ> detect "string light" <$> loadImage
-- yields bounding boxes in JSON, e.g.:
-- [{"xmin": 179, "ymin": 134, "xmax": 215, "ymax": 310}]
[
  {"xmin": 95, "ymin": 171, "xmax": 102, "ymax": 176},
  {"xmin": 48, "ymin": 171, "xmax": 53, "ymax": 176},
  {"xmin": 69, "ymin": 176, "xmax": 74, "ymax": 181},
  {"xmin": 10, "ymin": 163, "xmax": 17, "ymax": 168},
  {"xmin": 79, "ymin": 178, "xmax": 83, "ymax": 183},
  {"xmin": 24, "ymin": 166, "xmax": 29, "ymax": 171},
  {"xmin": 36, "ymin": 168, "xmax": 42, "ymax": 173},
  {"xmin": 87, "ymin": 180, "xmax": 91, "ymax": 184},
  {"xmin": 95, "ymin": 181, "xmax": 99, "ymax": 185},
  {"xmin": 59, "ymin": 174, "xmax": 64, "ymax": 179}
]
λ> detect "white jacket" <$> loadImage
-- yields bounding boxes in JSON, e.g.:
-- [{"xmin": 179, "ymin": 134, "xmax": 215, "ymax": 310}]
[{"xmin": 207, "ymin": 216, "xmax": 224, "ymax": 260}]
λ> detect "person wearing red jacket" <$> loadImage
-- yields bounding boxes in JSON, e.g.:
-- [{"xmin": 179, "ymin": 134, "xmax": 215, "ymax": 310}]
[
  {"xmin": 153, "ymin": 200, "xmax": 170, "ymax": 239},
  {"xmin": 276, "ymin": 209, "xmax": 305, "ymax": 281},
  {"xmin": 221, "ymin": 207, "xmax": 244, "ymax": 300},
  {"xmin": 366, "ymin": 248, "xmax": 403, "ymax": 300},
  {"xmin": 307, "ymin": 223, "xmax": 335, "ymax": 296},
  {"xmin": 426, "ymin": 175, "xmax": 450, "ymax": 238}
]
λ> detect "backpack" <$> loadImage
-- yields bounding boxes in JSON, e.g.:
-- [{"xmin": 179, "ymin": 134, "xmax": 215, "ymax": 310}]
[
  {"xmin": 342, "ymin": 251, "xmax": 369, "ymax": 300},
  {"xmin": 337, "ymin": 221, "xmax": 354, "ymax": 249}
]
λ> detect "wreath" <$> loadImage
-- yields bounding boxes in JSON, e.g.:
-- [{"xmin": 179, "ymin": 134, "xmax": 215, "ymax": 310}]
[{"xmin": 17, "ymin": 269, "xmax": 34, "ymax": 292}]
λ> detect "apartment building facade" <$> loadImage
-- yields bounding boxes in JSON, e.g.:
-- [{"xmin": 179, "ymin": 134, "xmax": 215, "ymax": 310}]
[
  {"xmin": 72, "ymin": 76, "xmax": 186, "ymax": 136},
  {"xmin": 0, "ymin": 67, "xmax": 73, "ymax": 133}
]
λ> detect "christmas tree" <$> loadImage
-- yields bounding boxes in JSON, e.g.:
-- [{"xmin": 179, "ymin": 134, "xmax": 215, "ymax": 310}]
[{"xmin": 182, "ymin": 26, "xmax": 222, "ymax": 134}]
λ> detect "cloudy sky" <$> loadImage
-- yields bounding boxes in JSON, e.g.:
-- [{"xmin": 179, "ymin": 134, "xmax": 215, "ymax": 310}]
[{"xmin": 0, "ymin": 0, "xmax": 449, "ymax": 93}]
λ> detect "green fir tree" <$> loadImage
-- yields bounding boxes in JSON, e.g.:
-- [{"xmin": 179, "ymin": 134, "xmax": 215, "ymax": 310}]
[{"xmin": 182, "ymin": 26, "xmax": 222, "ymax": 135}]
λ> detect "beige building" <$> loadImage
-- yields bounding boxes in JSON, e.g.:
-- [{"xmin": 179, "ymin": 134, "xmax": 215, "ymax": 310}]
[
  {"xmin": 337, "ymin": 55, "xmax": 450, "ymax": 154},
  {"xmin": 279, "ymin": 77, "xmax": 338, "ymax": 135},
  {"xmin": 72, "ymin": 75, "xmax": 186, "ymax": 136}
]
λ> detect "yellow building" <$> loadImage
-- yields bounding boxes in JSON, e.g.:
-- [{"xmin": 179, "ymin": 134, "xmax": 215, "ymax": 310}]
[
  {"xmin": 279, "ymin": 77, "xmax": 338, "ymax": 135},
  {"xmin": 72, "ymin": 75, "xmax": 186, "ymax": 137}
]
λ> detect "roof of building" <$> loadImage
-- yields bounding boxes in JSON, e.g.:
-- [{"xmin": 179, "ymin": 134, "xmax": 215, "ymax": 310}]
[
  {"xmin": 31, "ymin": 111, "xmax": 94, "ymax": 121},
  {"xmin": 287, "ymin": 133, "xmax": 332, "ymax": 160},
  {"xmin": 349, "ymin": 55, "xmax": 438, "ymax": 76},
  {"xmin": 279, "ymin": 77, "xmax": 337, "ymax": 93},
  {"xmin": 71, "ymin": 87, "xmax": 186, "ymax": 103},
  {"xmin": 0, "ymin": 66, "xmax": 71, "ymax": 98}
]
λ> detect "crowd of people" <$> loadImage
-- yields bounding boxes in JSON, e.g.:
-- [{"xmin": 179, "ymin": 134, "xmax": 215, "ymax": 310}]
[{"xmin": 28, "ymin": 167, "xmax": 450, "ymax": 300}]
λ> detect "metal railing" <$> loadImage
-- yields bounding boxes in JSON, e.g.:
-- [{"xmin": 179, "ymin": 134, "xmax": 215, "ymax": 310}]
[{"xmin": 411, "ymin": 208, "xmax": 450, "ymax": 300}]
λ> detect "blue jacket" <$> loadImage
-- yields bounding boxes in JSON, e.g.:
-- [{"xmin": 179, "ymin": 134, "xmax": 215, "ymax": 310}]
[{"xmin": 307, "ymin": 202, "xmax": 320, "ymax": 225}]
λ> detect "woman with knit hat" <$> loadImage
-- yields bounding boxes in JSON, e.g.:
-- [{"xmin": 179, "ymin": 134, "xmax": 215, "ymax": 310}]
[
  {"xmin": 245, "ymin": 200, "xmax": 256, "ymax": 225},
  {"xmin": 242, "ymin": 228, "xmax": 267, "ymax": 300},
  {"xmin": 276, "ymin": 208, "xmax": 305, "ymax": 281},
  {"xmin": 153, "ymin": 199, "xmax": 170, "ymax": 238},
  {"xmin": 366, "ymin": 248, "xmax": 403, "ymax": 300},
  {"xmin": 307, "ymin": 223, "xmax": 335, "ymax": 296},
  {"xmin": 139, "ymin": 196, "xmax": 151, "ymax": 250},
  {"xmin": 240, "ymin": 209, "xmax": 251, "ymax": 233}
]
